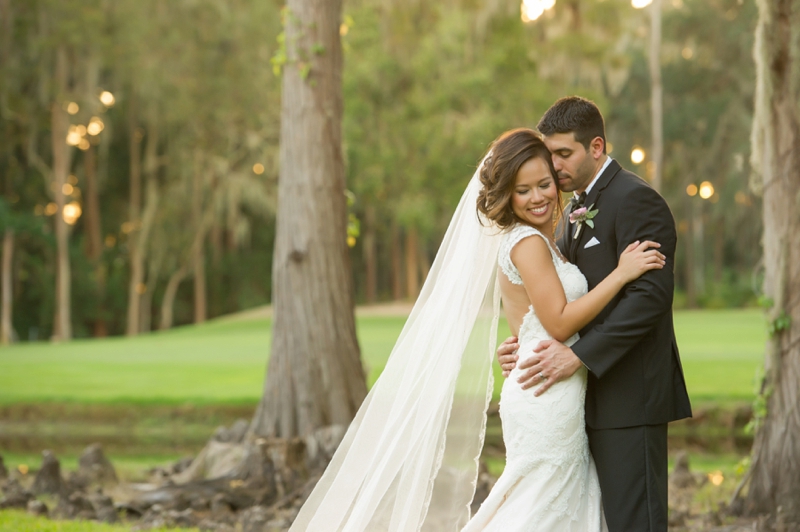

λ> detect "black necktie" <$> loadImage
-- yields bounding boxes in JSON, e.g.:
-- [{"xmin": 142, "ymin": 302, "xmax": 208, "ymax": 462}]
[{"xmin": 569, "ymin": 192, "xmax": 587, "ymax": 214}]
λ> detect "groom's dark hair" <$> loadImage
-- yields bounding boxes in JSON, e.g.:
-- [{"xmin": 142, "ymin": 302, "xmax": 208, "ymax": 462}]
[{"xmin": 537, "ymin": 96, "xmax": 607, "ymax": 154}]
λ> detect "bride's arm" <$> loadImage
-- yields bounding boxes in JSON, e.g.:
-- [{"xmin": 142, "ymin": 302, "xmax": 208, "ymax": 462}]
[{"xmin": 512, "ymin": 235, "xmax": 664, "ymax": 342}]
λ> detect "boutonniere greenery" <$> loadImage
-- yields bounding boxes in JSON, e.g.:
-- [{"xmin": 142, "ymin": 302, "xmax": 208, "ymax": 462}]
[{"xmin": 569, "ymin": 203, "xmax": 599, "ymax": 239}]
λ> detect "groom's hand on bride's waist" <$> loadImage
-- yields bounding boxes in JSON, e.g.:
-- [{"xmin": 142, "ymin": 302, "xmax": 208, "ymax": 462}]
[
  {"xmin": 518, "ymin": 340, "xmax": 583, "ymax": 396},
  {"xmin": 496, "ymin": 336, "xmax": 519, "ymax": 378}
]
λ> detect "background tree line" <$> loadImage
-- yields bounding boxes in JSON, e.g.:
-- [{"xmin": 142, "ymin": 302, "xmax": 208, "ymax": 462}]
[{"xmin": 0, "ymin": 0, "xmax": 758, "ymax": 342}]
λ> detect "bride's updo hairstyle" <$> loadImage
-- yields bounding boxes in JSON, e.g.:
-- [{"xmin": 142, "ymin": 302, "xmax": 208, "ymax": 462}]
[{"xmin": 476, "ymin": 128, "xmax": 561, "ymax": 229}]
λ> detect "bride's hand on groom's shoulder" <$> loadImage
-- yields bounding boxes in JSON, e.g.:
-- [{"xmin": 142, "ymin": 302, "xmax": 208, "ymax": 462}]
[
  {"xmin": 517, "ymin": 340, "xmax": 583, "ymax": 396},
  {"xmin": 497, "ymin": 336, "xmax": 519, "ymax": 377}
]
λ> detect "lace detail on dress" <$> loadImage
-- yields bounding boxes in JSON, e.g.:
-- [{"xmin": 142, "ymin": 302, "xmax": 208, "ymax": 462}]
[
  {"xmin": 498, "ymin": 225, "xmax": 561, "ymax": 285},
  {"xmin": 462, "ymin": 224, "xmax": 605, "ymax": 532}
]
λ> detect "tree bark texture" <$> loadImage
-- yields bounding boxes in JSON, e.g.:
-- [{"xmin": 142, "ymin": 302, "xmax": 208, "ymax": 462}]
[
  {"xmin": 250, "ymin": 0, "xmax": 367, "ymax": 438},
  {"xmin": 192, "ymin": 154, "xmax": 207, "ymax": 324},
  {"xmin": 362, "ymin": 205, "xmax": 377, "ymax": 303},
  {"xmin": 740, "ymin": 0, "xmax": 800, "ymax": 523},
  {"xmin": 159, "ymin": 266, "xmax": 187, "ymax": 331},
  {"xmin": 1, "ymin": 228, "xmax": 13, "ymax": 344},
  {"xmin": 83, "ymin": 146, "xmax": 103, "ymax": 262},
  {"xmin": 405, "ymin": 226, "xmax": 419, "ymax": 300},
  {"xmin": 125, "ymin": 96, "xmax": 143, "ymax": 336},
  {"xmin": 51, "ymin": 46, "xmax": 72, "ymax": 341},
  {"xmin": 390, "ymin": 222, "xmax": 402, "ymax": 300},
  {"xmin": 648, "ymin": 0, "xmax": 663, "ymax": 193},
  {"xmin": 83, "ymin": 145, "xmax": 107, "ymax": 337}
]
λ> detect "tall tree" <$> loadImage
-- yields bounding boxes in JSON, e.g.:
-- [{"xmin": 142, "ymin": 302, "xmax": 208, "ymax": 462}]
[
  {"xmin": 734, "ymin": 0, "xmax": 800, "ymax": 525},
  {"xmin": 250, "ymin": 0, "xmax": 367, "ymax": 438},
  {"xmin": 50, "ymin": 45, "xmax": 73, "ymax": 341}
]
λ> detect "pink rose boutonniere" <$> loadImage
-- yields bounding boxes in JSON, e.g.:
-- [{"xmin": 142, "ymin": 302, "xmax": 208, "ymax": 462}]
[{"xmin": 569, "ymin": 203, "xmax": 599, "ymax": 240}]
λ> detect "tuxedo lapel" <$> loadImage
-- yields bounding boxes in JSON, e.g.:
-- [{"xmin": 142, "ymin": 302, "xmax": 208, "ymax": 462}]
[{"xmin": 568, "ymin": 158, "xmax": 622, "ymax": 261}]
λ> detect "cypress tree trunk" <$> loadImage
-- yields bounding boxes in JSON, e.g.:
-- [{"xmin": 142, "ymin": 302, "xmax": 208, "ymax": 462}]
[
  {"xmin": 250, "ymin": 0, "xmax": 366, "ymax": 438},
  {"xmin": 84, "ymin": 145, "xmax": 107, "ymax": 337},
  {"xmin": 736, "ymin": 0, "xmax": 800, "ymax": 525},
  {"xmin": 1, "ymin": 228, "xmax": 13, "ymax": 345},
  {"xmin": 192, "ymin": 153, "xmax": 206, "ymax": 324},
  {"xmin": 125, "ymin": 95, "xmax": 143, "ymax": 336},
  {"xmin": 51, "ymin": 46, "xmax": 72, "ymax": 341}
]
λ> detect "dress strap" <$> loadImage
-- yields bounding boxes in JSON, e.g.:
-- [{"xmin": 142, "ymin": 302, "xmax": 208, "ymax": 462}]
[{"xmin": 499, "ymin": 225, "xmax": 560, "ymax": 285}]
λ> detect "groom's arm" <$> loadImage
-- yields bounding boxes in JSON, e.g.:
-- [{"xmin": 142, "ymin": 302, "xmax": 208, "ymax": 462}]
[{"xmin": 572, "ymin": 184, "xmax": 676, "ymax": 378}]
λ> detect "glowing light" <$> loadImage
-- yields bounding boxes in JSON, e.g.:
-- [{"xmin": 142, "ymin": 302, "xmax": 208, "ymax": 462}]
[
  {"xmin": 253, "ymin": 163, "xmax": 265, "ymax": 175},
  {"xmin": 18, "ymin": 464, "xmax": 29, "ymax": 475},
  {"xmin": 521, "ymin": 0, "xmax": 546, "ymax": 22},
  {"xmin": 99, "ymin": 91, "xmax": 115, "ymax": 107},
  {"xmin": 136, "ymin": 283, "xmax": 147, "ymax": 295},
  {"xmin": 686, "ymin": 184, "xmax": 698, "ymax": 197},
  {"xmin": 121, "ymin": 221, "xmax": 134, "ymax": 234},
  {"xmin": 630, "ymin": 147, "xmax": 646, "ymax": 165},
  {"xmin": 87, "ymin": 117, "xmax": 105, "ymax": 135},
  {"xmin": 347, "ymin": 235, "xmax": 357, "ymax": 248},
  {"xmin": 632, "ymin": 0, "xmax": 653, "ymax": 8},
  {"xmin": 606, "ymin": 142, "xmax": 614, "ymax": 154},
  {"xmin": 78, "ymin": 138, "xmax": 91, "ymax": 151},
  {"xmin": 45, "ymin": 203, "xmax": 58, "ymax": 216},
  {"xmin": 340, "ymin": 23, "xmax": 349, "ymax": 36},
  {"xmin": 62, "ymin": 183, "xmax": 74, "ymax": 195},
  {"xmin": 699, "ymin": 181, "xmax": 714, "ymax": 199},
  {"xmin": 67, "ymin": 102, "xmax": 80, "ymax": 115},
  {"xmin": 708, "ymin": 471, "xmax": 724, "ymax": 486},
  {"xmin": 69, "ymin": 174, "xmax": 78, "ymax": 185},
  {"xmin": 105, "ymin": 235, "xmax": 117, "ymax": 247},
  {"xmin": 682, "ymin": 47, "xmax": 694, "ymax": 60},
  {"xmin": 63, "ymin": 202, "xmax": 82, "ymax": 225},
  {"xmin": 66, "ymin": 130, "xmax": 82, "ymax": 146}
]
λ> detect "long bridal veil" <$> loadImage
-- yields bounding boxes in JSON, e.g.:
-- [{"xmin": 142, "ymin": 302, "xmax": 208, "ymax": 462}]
[{"xmin": 290, "ymin": 164, "xmax": 502, "ymax": 531}]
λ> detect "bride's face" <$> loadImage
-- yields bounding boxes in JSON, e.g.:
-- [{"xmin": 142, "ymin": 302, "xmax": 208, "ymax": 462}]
[{"xmin": 511, "ymin": 156, "xmax": 559, "ymax": 231}]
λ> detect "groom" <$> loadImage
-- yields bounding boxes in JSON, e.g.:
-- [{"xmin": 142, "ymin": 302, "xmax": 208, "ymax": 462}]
[{"xmin": 496, "ymin": 96, "xmax": 692, "ymax": 531}]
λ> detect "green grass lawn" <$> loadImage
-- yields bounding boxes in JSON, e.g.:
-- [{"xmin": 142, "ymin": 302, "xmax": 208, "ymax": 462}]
[
  {"xmin": 0, "ymin": 510, "xmax": 199, "ymax": 532},
  {"xmin": 0, "ymin": 308, "xmax": 765, "ymax": 405},
  {"xmin": 1, "ymin": 307, "xmax": 762, "ymax": 531}
]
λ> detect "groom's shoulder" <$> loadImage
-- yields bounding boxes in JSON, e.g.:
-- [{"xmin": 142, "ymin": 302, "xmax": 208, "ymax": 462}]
[
  {"xmin": 609, "ymin": 166, "xmax": 667, "ymax": 202},
  {"xmin": 611, "ymin": 166, "xmax": 650, "ymax": 191}
]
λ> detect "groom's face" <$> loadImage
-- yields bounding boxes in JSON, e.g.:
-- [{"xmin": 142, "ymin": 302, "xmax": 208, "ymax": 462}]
[{"xmin": 542, "ymin": 133, "xmax": 595, "ymax": 194}]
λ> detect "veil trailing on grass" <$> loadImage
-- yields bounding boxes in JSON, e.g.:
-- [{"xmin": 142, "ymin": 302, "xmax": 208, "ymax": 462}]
[{"xmin": 290, "ymin": 162, "xmax": 502, "ymax": 531}]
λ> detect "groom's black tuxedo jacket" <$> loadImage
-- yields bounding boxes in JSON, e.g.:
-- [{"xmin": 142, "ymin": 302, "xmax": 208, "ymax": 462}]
[{"xmin": 557, "ymin": 159, "xmax": 692, "ymax": 430}]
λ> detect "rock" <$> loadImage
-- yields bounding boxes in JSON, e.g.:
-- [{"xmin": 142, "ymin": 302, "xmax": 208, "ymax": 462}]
[
  {"xmin": 212, "ymin": 419, "xmax": 250, "ymax": 444},
  {"xmin": 55, "ymin": 491, "xmax": 96, "ymax": 520},
  {"xmin": 114, "ymin": 501, "xmax": 145, "ymax": 519},
  {"xmin": 239, "ymin": 505, "xmax": 271, "ymax": 532},
  {"xmin": 0, "ymin": 479, "xmax": 34, "ymax": 509},
  {"xmin": 89, "ymin": 491, "xmax": 118, "ymax": 523},
  {"xmin": 78, "ymin": 444, "xmax": 118, "ymax": 486},
  {"xmin": 32, "ymin": 450, "xmax": 66, "ymax": 496},
  {"xmin": 171, "ymin": 456, "xmax": 194, "ymax": 475},
  {"xmin": 27, "ymin": 499, "xmax": 48, "ymax": 516},
  {"xmin": 173, "ymin": 441, "xmax": 248, "ymax": 483},
  {"xmin": 167, "ymin": 508, "xmax": 198, "ymax": 527},
  {"xmin": 0, "ymin": 455, "xmax": 7, "ymax": 480},
  {"xmin": 669, "ymin": 451, "xmax": 696, "ymax": 489},
  {"xmin": 196, "ymin": 519, "xmax": 236, "ymax": 532},
  {"xmin": 210, "ymin": 492, "xmax": 233, "ymax": 514}
]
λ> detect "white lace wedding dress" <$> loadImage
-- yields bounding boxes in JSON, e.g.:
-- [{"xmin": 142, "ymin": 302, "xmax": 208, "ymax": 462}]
[{"xmin": 462, "ymin": 224, "xmax": 607, "ymax": 532}]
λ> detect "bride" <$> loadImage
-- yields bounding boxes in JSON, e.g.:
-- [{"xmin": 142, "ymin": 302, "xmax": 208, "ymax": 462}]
[{"xmin": 289, "ymin": 128, "xmax": 664, "ymax": 531}]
